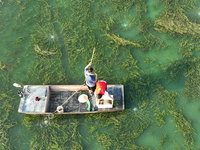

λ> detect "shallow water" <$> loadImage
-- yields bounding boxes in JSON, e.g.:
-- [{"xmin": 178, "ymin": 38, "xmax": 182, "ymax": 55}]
[{"xmin": 1, "ymin": 0, "xmax": 200, "ymax": 149}]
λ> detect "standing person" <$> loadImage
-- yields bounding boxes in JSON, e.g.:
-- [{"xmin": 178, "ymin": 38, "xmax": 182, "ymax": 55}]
[
  {"xmin": 84, "ymin": 62, "xmax": 97, "ymax": 95},
  {"xmin": 95, "ymin": 80, "xmax": 114, "ymax": 101}
]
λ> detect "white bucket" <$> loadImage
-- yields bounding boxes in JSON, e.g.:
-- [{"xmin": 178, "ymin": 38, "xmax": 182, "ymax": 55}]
[
  {"xmin": 57, "ymin": 106, "xmax": 64, "ymax": 113},
  {"xmin": 78, "ymin": 94, "xmax": 88, "ymax": 103}
]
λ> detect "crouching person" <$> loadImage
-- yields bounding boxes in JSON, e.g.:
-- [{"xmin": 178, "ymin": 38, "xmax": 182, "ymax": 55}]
[{"xmin": 95, "ymin": 80, "xmax": 114, "ymax": 101}]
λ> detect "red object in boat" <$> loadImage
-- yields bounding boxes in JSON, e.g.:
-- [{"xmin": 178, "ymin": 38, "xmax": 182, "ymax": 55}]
[{"xmin": 35, "ymin": 97, "xmax": 41, "ymax": 101}]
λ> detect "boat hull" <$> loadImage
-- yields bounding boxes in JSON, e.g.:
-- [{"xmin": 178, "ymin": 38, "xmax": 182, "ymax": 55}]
[{"xmin": 18, "ymin": 84, "xmax": 124, "ymax": 114}]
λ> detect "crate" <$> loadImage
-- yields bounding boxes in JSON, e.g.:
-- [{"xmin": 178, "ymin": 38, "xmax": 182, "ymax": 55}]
[{"xmin": 96, "ymin": 95, "xmax": 113, "ymax": 108}]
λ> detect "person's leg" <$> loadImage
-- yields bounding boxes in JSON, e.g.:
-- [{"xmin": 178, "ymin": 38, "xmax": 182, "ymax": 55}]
[
  {"xmin": 87, "ymin": 85, "xmax": 92, "ymax": 94},
  {"xmin": 91, "ymin": 85, "xmax": 96, "ymax": 93}
]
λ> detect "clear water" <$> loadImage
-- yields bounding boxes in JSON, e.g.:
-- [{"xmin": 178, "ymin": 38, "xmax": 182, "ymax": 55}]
[{"xmin": 1, "ymin": 0, "xmax": 200, "ymax": 149}]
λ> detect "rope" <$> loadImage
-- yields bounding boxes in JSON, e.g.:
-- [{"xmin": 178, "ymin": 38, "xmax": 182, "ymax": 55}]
[{"xmin": 53, "ymin": 83, "xmax": 85, "ymax": 114}]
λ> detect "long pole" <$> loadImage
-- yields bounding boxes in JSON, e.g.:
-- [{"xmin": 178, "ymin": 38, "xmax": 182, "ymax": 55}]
[
  {"xmin": 84, "ymin": 47, "xmax": 96, "ymax": 83},
  {"xmin": 91, "ymin": 47, "xmax": 95, "ymax": 64}
]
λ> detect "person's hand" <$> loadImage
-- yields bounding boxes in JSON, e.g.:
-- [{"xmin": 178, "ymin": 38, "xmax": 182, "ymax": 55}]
[
  {"xmin": 89, "ymin": 62, "xmax": 92, "ymax": 66},
  {"xmin": 109, "ymin": 95, "xmax": 114, "ymax": 101}
]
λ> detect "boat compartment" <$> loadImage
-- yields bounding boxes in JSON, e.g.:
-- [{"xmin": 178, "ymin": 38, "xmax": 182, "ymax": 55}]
[
  {"xmin": 47, "ymin": 90, "xmax": 90, "ymax": 113},
  {"xmin": 18, "ymin": 85, "xmax": 50, "ymax": 113},
  {"xmin": 96, "ymin": 95, "xmax": 113, "ymax": 108}
]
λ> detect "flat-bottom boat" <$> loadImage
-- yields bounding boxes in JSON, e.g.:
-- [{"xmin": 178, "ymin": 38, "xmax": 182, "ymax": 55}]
[{"xmin": 17, "ymin": 84, "xmax": 124, "ymax": 114}]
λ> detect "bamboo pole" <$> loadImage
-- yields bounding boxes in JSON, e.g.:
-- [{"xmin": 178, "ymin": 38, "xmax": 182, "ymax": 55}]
[
  {"xmin": 91, "ymin": 47, "xmax": 95, "ymax": 63},
  {"xmin": 84, "ymin": 47, "xmax": 96, "ymax": 83}
]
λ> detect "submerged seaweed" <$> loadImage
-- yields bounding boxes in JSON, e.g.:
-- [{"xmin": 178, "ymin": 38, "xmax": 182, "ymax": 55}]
[
  {"xmin": 0, "ymin": 61, "xmax": 7, "ymax": 71},
  {"xmin": 155, "ymin": 1, "xmax": 200, "ymax": 37},
  {"xmin": 0, "ymin": 0, "xmax": 200, "ymax": 149},
  {"xmin": 105, "ymin": 33, "xmax": 142, "ymax": 47}
]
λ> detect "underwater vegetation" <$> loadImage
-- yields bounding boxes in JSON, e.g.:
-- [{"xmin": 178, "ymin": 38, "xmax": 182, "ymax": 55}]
[
  {"xmin": 1, "ymin": 0, "xmax": 200, "ymax": 149},
  {"xmin": 0, "ymin": 91, "xmax": 16, "ymax": 149},
  {"xmin": 179, "ymin": 38, "xmax": 200, "ymax": 58},
  {"xmin": 154, "ymin": 8, "xmax": 200, "ymax": 37},
  {"xmin": 104, "ymin": 33, "xmax": 142, "ymax": 47},
  {"xmin": 184, "ymin": 57, "xmax": 200, "ymax": 101},
  {"xmin": 23, "ymin": 115, "xmax": 84, "ymax": 150},
  {"xmin": 159, "ymin": 134, "xmax": 167, "ymax": 147},
  {"xmin": 155, "ymin": 0, "xmax": 199, "ymax": 37},
  {"xmin": 0, "ymin": 61, "xmax": 7, "ymax": 71}
]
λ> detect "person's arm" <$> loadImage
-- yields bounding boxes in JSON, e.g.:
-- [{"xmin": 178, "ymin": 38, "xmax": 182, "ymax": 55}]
[
  {"xmin": 95, "ymin": 94, "xmax": 98, "ymax": 101},
  {"xmin": 108, "ymin": 94, "xmax": 114, "ymax": 100},
  {"xmin": 85, "ymin": 62, "xmax": 92, "ymax": 69},
  {"xmin": 94, "ymin": 73, "xmax": 97, "ymax": 82},
  {"xmin": 104, "ymin": 91, "xmax": 114, "ymax": 100}
]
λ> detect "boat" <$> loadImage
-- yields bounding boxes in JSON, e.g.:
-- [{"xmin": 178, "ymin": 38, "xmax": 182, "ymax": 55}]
[{"xmin": 15, "ymin": 84, "xmax": 124, "ymax": 114}]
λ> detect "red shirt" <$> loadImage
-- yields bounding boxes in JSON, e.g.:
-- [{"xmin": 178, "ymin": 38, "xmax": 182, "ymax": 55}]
[{"xmin": 95, "ymin": 81, "xmax": 107, "ymax": 95}]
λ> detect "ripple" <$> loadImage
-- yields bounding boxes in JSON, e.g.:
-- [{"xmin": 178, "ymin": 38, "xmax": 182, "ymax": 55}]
[
  {"xmin": 122, "ymin": 23, "xmax": 128, "ymax": 27},
  {"xmin": 50, "ymin": 35, "xmax": 55, "ymax": 39},
  {"xmin": 39, "ymin": 118, "xmax": 50, "ymax": 128},
  {"xmin": 133, "ymin": 107, "xmax": 138, "ymax": 112}
]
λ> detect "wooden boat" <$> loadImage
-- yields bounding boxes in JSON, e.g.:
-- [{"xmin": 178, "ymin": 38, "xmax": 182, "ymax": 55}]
[{"xmin": 18, "ymin": 84, "xmax": 124, "ymax": 114}]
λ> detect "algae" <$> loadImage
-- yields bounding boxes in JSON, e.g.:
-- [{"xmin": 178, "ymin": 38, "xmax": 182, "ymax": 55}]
[
  {"xmin": 34, "ymin": 44, "xmax": 56, "ymax": 55},
  {"xmin": 155, "ymin": 5, "xmax": 200, "ymax": 37},
  {"xmin": 159, "ymin": 134, "xmax": 167, "ymax": 147},
  {"xmin": 0, "ymin": 0, "xmax": 200, "ymax": 149},
  {"xmin": 184, "ymin": 57, "xmax": 200, "ymax": 100},
  {"xmin": 0, "ymin": 61, "xmax": 7, "ymax": 71},
  {"xmin": 105, "ymin": 33, "xmax": 142, "ymax": 47}
]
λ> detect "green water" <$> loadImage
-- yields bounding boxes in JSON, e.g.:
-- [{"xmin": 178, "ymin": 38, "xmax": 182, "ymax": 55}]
[{"xmin": 1, "ymin": 0, "xmax": 200, "ymax": 149}]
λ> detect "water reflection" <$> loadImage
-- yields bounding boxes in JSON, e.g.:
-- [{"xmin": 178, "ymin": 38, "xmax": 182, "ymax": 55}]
[
  {"xmin": 39, "ymin": 116, "xmax": 51, "ymax": 128},
  {"xmin": 48, "ymin": 34, "xmax": 57, "ymax": 41},
  {"xmin": 133, "ymin": 107, "xmax": 138, "ymax": 112},
  {"xmin": 50, "ymin": 35, "xmax": 55, "ymax": 39},
  {"xmin": 122, "ymin": 23, "xmax": 128, "ymax": 27}
]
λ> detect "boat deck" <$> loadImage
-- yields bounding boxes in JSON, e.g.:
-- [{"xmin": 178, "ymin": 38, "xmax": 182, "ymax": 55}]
[{"xmin": 48, "ymin": 91, "xmax": 90, "ymax": 113}]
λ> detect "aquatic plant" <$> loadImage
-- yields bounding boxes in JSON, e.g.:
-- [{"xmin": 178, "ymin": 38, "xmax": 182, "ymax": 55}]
[
  {"xmin": 1, "ymin": 0, "xmax": 200, "ymax": 149},
  {"xmin": 16, "ymin": 37, "xmax": 24, "ymax": 44},
  {"xmin": 23, "ymin": 115, "xmax": 84, "ymax": 150},
  {"xmin": 161, "ymin": 60, "xmax": 188, "ymax": 81},
  {"xmin": 96, "ymin": 133, "xmax": 113, "ymax": 150},
  {"xmin": 135, "ymin": 0, "xmax": 149, "ymax": 35},
  {"xmin": 154, "ymin": 7, "xmax": 200, "ymax": 37},
  {"xmin": 154, "ymin": 109, "xmax": 166, "ymax": 128},
  {"xmin": 104, "ymin": 33, "xmax": 142, "ymax": 47},
  {"xmin": 178, "ymin": 38, "xmax": 200, "ymax": 58},
  {"xmin": 0, "ymin": 86, "xmax": 18, "ymax": 150},
  {"xmin": 139, "ymin": 33, "xmax": 169, "ymax": 52},
  {"xmin": 30, "ymin": 23, "xmax": 62, "ymax": 57},
  {"xmin": 169, "ymin": 109, "xmax": 195, "ymax": 146},
  {"xmin": 159, "ymin": 90, "xmax": 195, "ymax": 146},
  {"xmin": 184, "ymin": 57, "xmax": 200, "ymax": 100},
  {"xmin": 159, "ymin": 134, "xmax": 167, "ymax": 147},
  {"xmin": 34, "ymin": 44, "xmax": 56, "ymax": 55},
  {"xmin": 27, "ymin": 59, "xmax": 68, "ymax": 85},
  {"xmin": 0, "ymin": 61, "xmax": 6, "ymax": 71},
  {"xmin": 86, "ymin": 110, "xmax": 151, "ymax": 150}
]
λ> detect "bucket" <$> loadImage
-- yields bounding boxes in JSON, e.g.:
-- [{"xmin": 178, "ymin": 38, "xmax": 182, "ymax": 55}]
[
  {"xmin": 57, "ymin": 106, "xmax": 64, "ymax": 113},
  {"xmin": 78, "ymin": 94, "xmax": 88, "ymax": 103}
]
